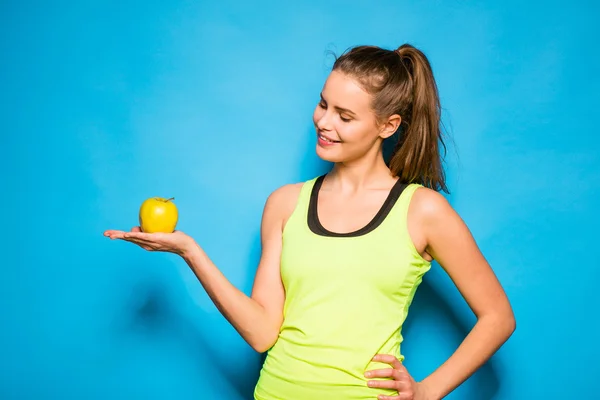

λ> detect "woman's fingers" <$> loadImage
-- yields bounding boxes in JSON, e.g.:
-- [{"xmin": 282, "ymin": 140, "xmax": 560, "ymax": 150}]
[
  {"xmin": 366, "ymin": 355, "xmax": 415, "ymax": 399},
  {"xmin": 123, "ymin": 231, "xmax": 169, "ymax": 242},
  {"xmin": 365, "ymin": 369, "xmax": 410, "ymax": 388},
  {"xmin": 103, "ymin": 229, "xmax": 156, "ymax": 248},
  {"xmin": 372, "ymin": 354, "xmax": 404, "ymax": 370},
  {"xmin": 377, "ymin": 395, "xmax": 407, "ymax": 400},
  {"xmin": 103, "ymin": 227, "xmax": 141, "ymax": 239},
  {"xmin": 122, "ymin": 231, "xmax": 148, "ymax": 240},
  {"xmin": 367, "ymin": 379, "xmax": 397, "ymax": 390},
  {"xmin": 365, "ymin": 368, "xmax": 395, "ymax": 379},
  {"xmin": 104, "ymin": 228, "xmax": 180, "ymax": 253},
  {"xmin": 121, "ymin": 234, "xmax": 155, "ymax": 245},
  {"xmin": 104, "ymin": 230, "xmax": 127, "ymax": 239}
]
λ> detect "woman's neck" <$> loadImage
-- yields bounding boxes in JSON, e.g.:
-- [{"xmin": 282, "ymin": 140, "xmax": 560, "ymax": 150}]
[{"xmin": 326, "ymin": 156, "xmax": 396, "ymax": 194}]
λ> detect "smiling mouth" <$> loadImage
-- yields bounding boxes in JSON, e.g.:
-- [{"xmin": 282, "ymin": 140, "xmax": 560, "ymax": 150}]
[{"xmin": 318, "ymin": 133, "xmax": 340, "ymax": 144}]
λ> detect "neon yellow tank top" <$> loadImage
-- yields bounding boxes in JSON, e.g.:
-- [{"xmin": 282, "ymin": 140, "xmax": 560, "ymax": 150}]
[{"xmin": 254, "ymin": 175, "xmax": 432, "ymax": 399}]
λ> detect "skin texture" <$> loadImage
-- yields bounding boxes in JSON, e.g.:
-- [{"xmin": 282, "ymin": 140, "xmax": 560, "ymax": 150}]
[{"xmin": 104, "ymin": 70, "xmax": 516, "ymax": 400}]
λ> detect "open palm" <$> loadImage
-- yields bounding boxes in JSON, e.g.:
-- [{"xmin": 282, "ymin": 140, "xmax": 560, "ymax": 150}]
[{"xmin": 104, "ymin": 226, "xmax": 195, "ymax": 256}]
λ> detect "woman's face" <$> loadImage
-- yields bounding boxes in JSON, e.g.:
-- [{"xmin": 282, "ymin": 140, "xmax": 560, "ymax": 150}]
[{"xmin": 312, "ymin": 70, "xmax": 387, "ymax": 163}]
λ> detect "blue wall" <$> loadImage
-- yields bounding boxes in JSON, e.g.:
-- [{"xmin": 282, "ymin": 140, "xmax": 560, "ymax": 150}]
[{"xmin": 1, "ymin": 1, "xmax": 598, "ymax": 399}]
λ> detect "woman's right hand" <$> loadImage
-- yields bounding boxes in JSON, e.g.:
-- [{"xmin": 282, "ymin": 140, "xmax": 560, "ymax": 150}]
[{"xmin": 103, "ymin": 227, "xmax": 197, "ymax": 257}]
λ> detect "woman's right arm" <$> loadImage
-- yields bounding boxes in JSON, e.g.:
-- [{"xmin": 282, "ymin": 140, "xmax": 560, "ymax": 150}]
[{"xmin": 181, "ymin": 183, "xmax": 300, "ymax": 353}]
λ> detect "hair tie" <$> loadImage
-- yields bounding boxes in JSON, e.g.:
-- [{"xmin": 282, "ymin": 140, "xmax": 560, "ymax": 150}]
[{"xmin": 395, "ymin": 48, "xmax": 412, "ymax": 75}]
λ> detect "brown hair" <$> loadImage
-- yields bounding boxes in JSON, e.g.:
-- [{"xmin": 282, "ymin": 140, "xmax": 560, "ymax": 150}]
[{"xmin": 332, "ymin": 44, "xmax": 448, "ymax": 193}]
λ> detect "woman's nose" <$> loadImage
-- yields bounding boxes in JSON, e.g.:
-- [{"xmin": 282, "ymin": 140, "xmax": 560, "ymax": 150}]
[{"xmin": 316, "ymin": 111, "xmax": 333, "ymax": 132}]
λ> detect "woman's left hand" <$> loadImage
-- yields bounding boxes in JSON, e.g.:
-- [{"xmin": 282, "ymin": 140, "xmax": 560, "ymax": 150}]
[{"xmin": 365, "ymin": 354, "xmax": 431, "ymax": 400}]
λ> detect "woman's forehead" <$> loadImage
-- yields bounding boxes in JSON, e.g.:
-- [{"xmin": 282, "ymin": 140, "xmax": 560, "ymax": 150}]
[{"xmin": 322, "ymin": 71, "xmax": 372, "ymax": 110}]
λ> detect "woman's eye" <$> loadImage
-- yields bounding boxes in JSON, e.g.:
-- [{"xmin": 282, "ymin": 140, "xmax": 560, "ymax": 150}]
[
  {"xmin": 340, "ymin": 115, "xmax": 351, "ymax": 122},
  {"xmin": 318, "ymin": 101, "xmax": 326, "ymax": 108}
]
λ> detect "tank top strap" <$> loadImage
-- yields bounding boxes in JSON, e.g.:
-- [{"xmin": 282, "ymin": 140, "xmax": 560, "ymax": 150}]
[
  {"xmin": 298, "ymin": 176, "xmax": 321, "ymax": 210},
  {"xmin": 379, "ymin": 183, "xmax": 432, "ymax": 262},
  {"xmin": 385, "ymin": 182, "xmax": 424, "ymax": 223},
  {"xmin": 283, "ymin": 176, "xmax": 321, "ymax": 235}
]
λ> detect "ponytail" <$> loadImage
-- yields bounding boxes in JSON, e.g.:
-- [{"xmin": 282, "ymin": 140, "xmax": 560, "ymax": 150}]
[
  {"xmin": 332, "ymin": 44, "xmax": 448, "ymax": 193},
  {"xmin": 389, "ymin": 44, "xmax": 447, "ymax": 193}
]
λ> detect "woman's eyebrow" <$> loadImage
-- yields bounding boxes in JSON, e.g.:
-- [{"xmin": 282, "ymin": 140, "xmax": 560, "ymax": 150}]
[{"xmin": 320, "ymin": 93, "xmax": 356, "ymax": 116}]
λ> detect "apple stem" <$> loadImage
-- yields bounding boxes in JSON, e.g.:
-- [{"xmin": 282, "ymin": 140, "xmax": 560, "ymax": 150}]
[{"xmin": 166, "ymin": 197, "xmax": 175, "ymax": 202}]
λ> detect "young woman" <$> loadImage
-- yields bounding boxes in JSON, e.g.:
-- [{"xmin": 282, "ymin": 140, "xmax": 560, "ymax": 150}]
[{"xmin": 105, "ymin": 43, "xmax": 516, "ymax": 400}]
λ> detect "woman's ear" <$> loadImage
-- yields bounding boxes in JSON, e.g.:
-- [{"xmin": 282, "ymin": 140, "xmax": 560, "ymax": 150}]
[{"xmin": 379, "ymin": 114, "xmax": 401, "ymax": 139}]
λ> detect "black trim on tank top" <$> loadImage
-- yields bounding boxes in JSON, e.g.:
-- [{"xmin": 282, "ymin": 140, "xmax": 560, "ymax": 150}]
[{"xmin": 307, "ymin": 174, "xmax": 408, "ymax": 237}]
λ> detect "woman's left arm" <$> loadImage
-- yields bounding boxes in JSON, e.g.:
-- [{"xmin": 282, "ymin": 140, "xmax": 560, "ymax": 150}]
[{"xmin": 416, "ymin": 188, "xmax": 516, "ymax": 399}]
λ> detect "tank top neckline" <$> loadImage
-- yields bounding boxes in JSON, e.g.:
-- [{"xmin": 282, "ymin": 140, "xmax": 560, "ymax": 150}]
[{"xmin": 307, "ymin": 174, "xmax": 408, "ymax": 238}]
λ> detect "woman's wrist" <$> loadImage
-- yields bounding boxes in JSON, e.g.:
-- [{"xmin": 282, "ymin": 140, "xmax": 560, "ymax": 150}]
[
  {"xmin": 180, "ymin": 238, "xmax": 201, "ymax": 262},
  {"xmin": 417, "ymin": 380, "xmax": 441, "ymax": 400}
]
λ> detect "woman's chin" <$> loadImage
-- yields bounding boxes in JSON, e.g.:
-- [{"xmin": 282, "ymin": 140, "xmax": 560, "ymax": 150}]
[{"xmin": 315, "ymin": 145, "xmax": 340, "ymax": 163}]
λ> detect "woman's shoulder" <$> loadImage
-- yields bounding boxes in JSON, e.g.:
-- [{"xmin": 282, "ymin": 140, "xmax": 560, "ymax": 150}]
[
  {"xmin": 262, "ymin": 178, "xmax": 316, "ymax": 222},
  {"xmin": 268, "ymin": 175, "xmax": 321, "ymax": 202},
  {"xmin": 267, "ymin": 182, "xmax": 304, "ymax": 204},
  {"xmin": 409, "ymin": 185, "xmax": 456, "ymax": 224}
]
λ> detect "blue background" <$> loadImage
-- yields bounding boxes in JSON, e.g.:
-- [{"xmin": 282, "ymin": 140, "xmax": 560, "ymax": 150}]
[{"xmin": 1, "ymin": 0, "xmax": 598, "ymax": 399}]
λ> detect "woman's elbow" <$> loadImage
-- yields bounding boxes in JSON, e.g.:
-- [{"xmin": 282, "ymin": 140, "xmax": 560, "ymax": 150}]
[
  {"xmin": 249, "ymin": 332, "xmax": 279, "ymax": 353},
  {"xmin": 506, "ymin": 312, "xmax": 516, "ymax": 337},
  {"xmin": 251, "ymin": 339, "xmax": 277, "ymax": 354},
  {"xmin": 490, "ymin": 307, "xmax": 517, "ymax": 340}
]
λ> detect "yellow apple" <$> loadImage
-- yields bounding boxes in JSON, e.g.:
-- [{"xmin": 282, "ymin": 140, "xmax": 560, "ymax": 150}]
[{"xmin": 139, "ymin": 197, "xmax": 178, "ymax": 233}]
